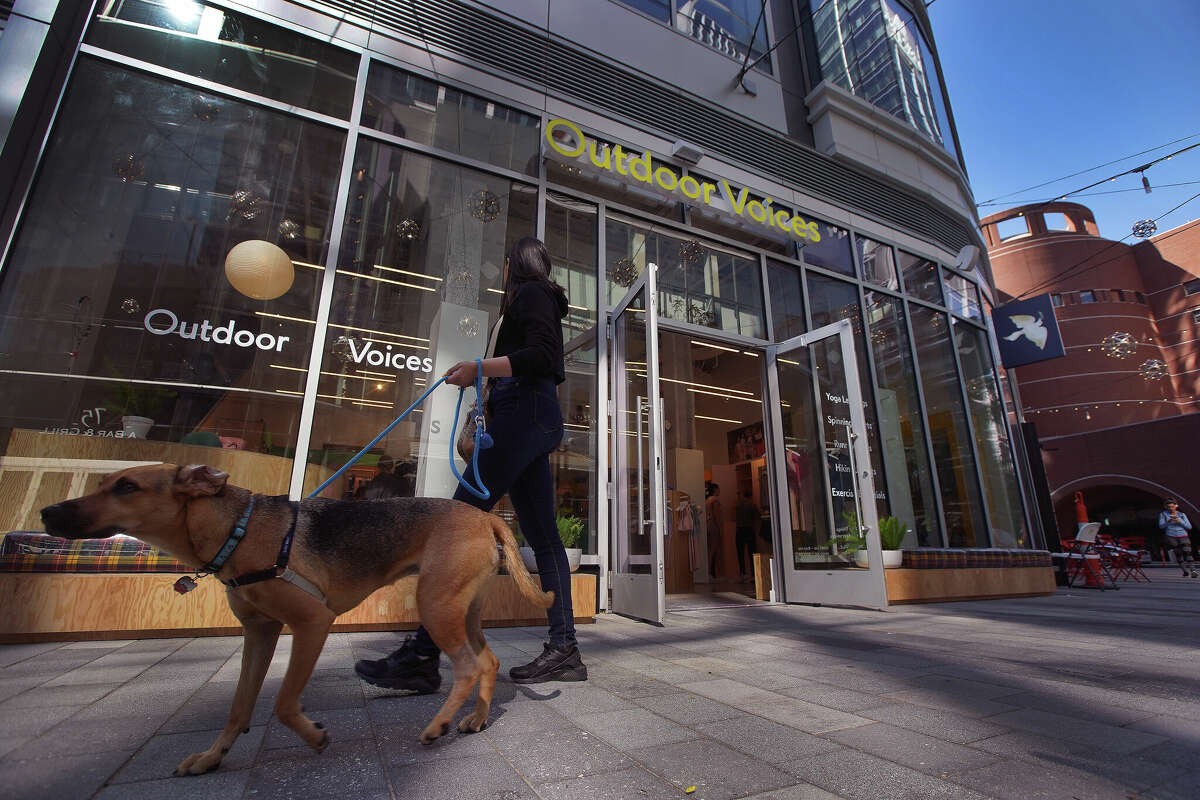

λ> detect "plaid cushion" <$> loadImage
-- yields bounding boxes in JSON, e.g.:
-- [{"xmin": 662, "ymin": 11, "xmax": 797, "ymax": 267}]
[
  {"xmin": 902, "ymin": 548, "xmax": 1052, "ymax": 569},
  {"xmin": 0, "ymin": 533, "xmax": 190, "ymax": 573}
]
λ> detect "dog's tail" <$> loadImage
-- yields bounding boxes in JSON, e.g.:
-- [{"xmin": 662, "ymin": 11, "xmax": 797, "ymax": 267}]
[{"xmin": 489, "ymin": 515, "xmax": 554, "ymax": 609}]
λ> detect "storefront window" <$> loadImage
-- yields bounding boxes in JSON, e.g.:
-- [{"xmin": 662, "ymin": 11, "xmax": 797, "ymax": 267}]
[
  {"xmin": 800, "ymin": 217, "xmax": 855, "ymax": 277},
  {"xmin": 301, "ymin": 140, "xmax": 536, "ymax": 501},
  {"xmin": 362, "ymin": 62, "xmax": 541, "ymax": 176},
  {"xmin": 774, "ymin": 346, "xmax": 833, "ymax": 569},
  {"xmin": 766, "ymin": 258, "xmax": 806, "ymax": 342},
  {"xmin": 898, "ymin": 250, "xmax": 941, "ymax": 305},
  {"xmin": 864, "ymin": 292, "xmax": 939, "ymax": 546},
  {"xmin": 86, "ymin": 0, "xmax": 359, "ymax": 119},
  {"xmin": 0, "ymin": 59, "xmax": 344, "ymax": 509},
  {"xmin": 605, "ymin": 216, "xmax": 765, "ymax": 338},
  {"xmin": 943, "ymin": 268, "xmax": 982, "ymax": 320},
  {"xmin": 955, "ymin": 323, "xmax": 1027, "ymax": 548},
  {"xmin": 687, "ymin": 174, "xmax": 794, "ymax": 255},
  {"xmin": 908, "ymin": 304, "xmax": 987, "ymax": 546},
  {"xmin": 806, "ymin": 274, "xmax": 889, "ymax": 520},
  {"xmin": 545, "ymin": 193, "xmax": 600, "ymax": 554},
  {"xmin": 856, "ymin": 235, "xmax": 898, "ymax": 290}
]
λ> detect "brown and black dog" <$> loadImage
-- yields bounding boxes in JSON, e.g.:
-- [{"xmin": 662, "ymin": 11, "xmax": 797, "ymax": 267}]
[{"xmin": 39, "ymin": 463, "xmax": 551, "ymax": 775}]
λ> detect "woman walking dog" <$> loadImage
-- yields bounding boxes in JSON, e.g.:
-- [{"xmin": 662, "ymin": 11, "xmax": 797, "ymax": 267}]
[{"xmin": 356, "ymin": 236, "xmax": 587, "ymax": 690}]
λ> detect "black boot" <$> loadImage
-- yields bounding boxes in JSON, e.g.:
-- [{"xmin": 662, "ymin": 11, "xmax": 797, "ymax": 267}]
[
  {"xmin": 509, "ymin": 643, "xmax": 588, "ymax": 684},
  {"xmin": 354, "ymin": 635, "xmax": 441, "ymax": 693}
]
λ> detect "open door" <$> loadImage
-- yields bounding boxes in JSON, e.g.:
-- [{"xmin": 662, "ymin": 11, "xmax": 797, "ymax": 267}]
[
  {"xmin": 765, "ymin": 319, "xmax": 887, "ymax": 609},
  {"xmin": 608, "ymin": 263, "xmax": 666, "ymax": 624}
]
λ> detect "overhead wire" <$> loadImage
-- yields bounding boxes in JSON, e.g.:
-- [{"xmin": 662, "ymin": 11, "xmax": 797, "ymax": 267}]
[{"xmin": 981, "ymin": 180, "xmax": 1200, "ymax": 207}]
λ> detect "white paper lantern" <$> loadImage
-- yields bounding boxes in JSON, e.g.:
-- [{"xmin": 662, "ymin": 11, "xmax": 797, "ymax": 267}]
[{"xmin": 224, "ymin": 240, "xmax": 294, "ymax": 300}]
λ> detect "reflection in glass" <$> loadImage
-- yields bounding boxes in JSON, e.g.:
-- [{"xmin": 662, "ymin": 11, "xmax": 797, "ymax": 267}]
[
  {"xmin": 86, "ymin": 0, "xmax": 358, "ymax": 119},
  {"xmin": 302, "ymin": 140, "xmax": 536, "ymax": 500},
  {"xmin": 807, "ymin": 274, "xmax": 889, "ymax": 521},
  {"xmin": 908, "ymin": 305, "xmax": 987, "ymax": 546},
  {"xmin": 673, "ymin": 0, "xmax": 772, "ymax": 71},
  {"xmin": 616, "ymin": 291, "xmax": 652, "ymax": 573},
  {"xmin": 955, "ymin": 323, "xmax": 1027, "ymax": 547},
  {"xmin": 766, "ymin": 258, "xmax": 806, "ymax": 342},
  {"xmin": 857, "ymin": 236, "xmax": 898, "ymax": 290},
  {"xmin": 864, "ymin": 292, "xmax": 939, "ymax": 546},
  {"xmin": 0, "ymin": 59, "xmax": 344, "ymax": 497},
  {"xmin": 606, "ymin": 216, "xmax": 764, "ymax": 338},
  {"xmin": 362, "ymin": 62, "xmax": 541, "ymax": 176},
  {"xmin": 898, "ymin": 250, "xmax": 942, "ymax": 304},
  {"xmin": 943, "ymin": 268, "xmax": 982, "ymax": 320},
  {"xmin": 687, "ymin": 174, "xmax": 794, "ymax": 255},
  {"xmin": 545, "ymin": 193, "xmax": 600, "ymax": 554},
  {"xmin": 544, "ymin": 126, "xmax": 683, "ymax": 220},
  {"xmin": 801, "ymin": 217, "xmax": 855, "ymax": 276}
]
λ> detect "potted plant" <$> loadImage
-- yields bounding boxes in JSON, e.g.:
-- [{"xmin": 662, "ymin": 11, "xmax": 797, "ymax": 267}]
[
  {"xmin": 103, "ymin": 380, "xmax": 176, "ymax": 439},
  {"xmin": 516, "ymin": 515, "xmax": 585, "ymax": 573},
  {"xmin": 878, "ymin": 516, "xmax": 908, "ymax": 568}
]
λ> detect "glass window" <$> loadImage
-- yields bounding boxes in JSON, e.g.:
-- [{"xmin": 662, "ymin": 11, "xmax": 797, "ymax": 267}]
[
  {"xmin": 955, "ymin": 322, "xmax": 1027, "ymax": 548},
  {"xmin": 0, "ymin": 59, "xmax": 345, "ymax": 500},
  {"xmin": 995, "ymin": 216, "xmax": 1029, "ymax": 241},
  {"xmin": 1184, "ymin": 278, "xmax": 1200, "ymax": 295},
  {"xmin": 1135, "ymin": 291, "xmax": 1146, "ymax": 303},
  {"xmin": 85, "ymin": 0, "xmax": 358, "ymax": 119},
  {"xmin": 606, "ymin": 215, "xmax": 765, "ymax": 338},
  {"xmin": 807, "ymin": 274, "xmax": 889, "ymax": 520},
  {"xmin": 766, "ymin": 258, "xmax": 806, "ymax": 342},
  {"xmin": 898, "ymin": 250, "xmax": 941, "ymax": 304},
  {"xmin": 857, "ymin": 235, "xmax": 898, "ymax": 290},
  {"xmin": 807, "ymin": 0, "xmax": 952, "ymax": 152},
  {"xmin": 687, "ymin": 172, "xmax": 795, "ymax": 255},
  {"xmin": 943, "ymin": 269, "xmax": 982, "ymax": 320},
  {"xmin": 618, "ymin": 0, "xmax": 671, "ymax": 22},
  {"xmin": 615, "ymin": 1, "xmax": 772, "ymax": 73},
  {"xmin": 1043, "ymin": 212, "xmax": 1070, "ymax": 231},
  {"xmin": 301, "ymin": 140, "xmax": 537, "ymax": 501},
  {"xmin": 362, "ymin": 62, "xmax": 541, "ymax": 176},
  {"xmin": 908, "ymin": 304, "xmax": 987, "ymax": 547},
  {"xmin": 864, "ymin": 292, "xmax": 940, "ymax": 546},
  {"xmin": 1079, "ymin": 290, "xmax": 1096, "ymax": 304},
  {"xmin": 1050, "ymin": 293, "xmax": 1063, "ymax": 307},
  {"xmin": 800, "ymin": 217, "xmax": 855, "ymax": 276},
  {"xmin": 545, "ymin": 193, "xmax": 601, "ymax": 555}
]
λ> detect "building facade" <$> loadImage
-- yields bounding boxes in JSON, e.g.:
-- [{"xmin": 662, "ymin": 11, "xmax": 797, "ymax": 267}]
[
  {"xmin": 982, "ymin": 201, "xmax": 1200, "ymax": 548},
  {"xmin": 0, "ymin": 0, "xmax": 1035, "ymax": 618}
]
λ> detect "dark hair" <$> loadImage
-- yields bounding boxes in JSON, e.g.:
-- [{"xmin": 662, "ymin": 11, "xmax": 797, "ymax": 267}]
[
  {"xmin": 1164, "ymin": 497, "xmax": 1178, "ymax": 507},
  {"xmin": 705, "ymin": 481, "xmax": 718, "ymax": 498},
  {"xmin": 502, "ymin": 236, "xmax": 566, "ymax": 314}
]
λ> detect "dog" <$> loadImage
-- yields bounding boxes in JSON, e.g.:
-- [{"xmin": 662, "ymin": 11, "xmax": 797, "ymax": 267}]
[{"xmin": 40, "ymin": 463, "xmax": 551, "ymax": 776}]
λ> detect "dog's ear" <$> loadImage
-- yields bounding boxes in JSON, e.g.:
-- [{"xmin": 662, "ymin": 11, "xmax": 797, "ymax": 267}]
[{"xmin": 175, "ymin": 465, "xmax": 229, "ymax": 497}]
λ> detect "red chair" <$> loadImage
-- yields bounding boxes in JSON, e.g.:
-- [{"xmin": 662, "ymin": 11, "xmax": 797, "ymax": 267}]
[
  {"xmin": 1061, "ymin": 523, "xmax": 1117, "ymax": 590},
  {"xmin": 1097, "ymin": 533, "xmax": 1136, "ymax": 581},
  {"xmin": 1117, "ymin": 536, "xmax": 1151, "ymax": 582}
]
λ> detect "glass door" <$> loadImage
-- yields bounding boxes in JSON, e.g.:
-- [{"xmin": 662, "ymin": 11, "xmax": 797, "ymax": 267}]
[
  {"xmin": 765, "ymin": 319, "xmax": 887, "ymax": 609},
  {"xmin": 609, "ymin": 263, "xmax": 666, "ymax": 624}
]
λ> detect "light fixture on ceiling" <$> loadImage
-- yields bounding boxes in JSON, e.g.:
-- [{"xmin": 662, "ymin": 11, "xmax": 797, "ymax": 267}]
[{"xmin": 670, "ymin": 140, "xmax": 704, "ymax": 164}]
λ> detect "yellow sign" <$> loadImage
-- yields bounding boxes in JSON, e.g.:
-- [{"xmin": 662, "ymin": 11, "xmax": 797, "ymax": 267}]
[{"xmin": 545, "ymin": 118, "xmax": 821, "ymax": 244}]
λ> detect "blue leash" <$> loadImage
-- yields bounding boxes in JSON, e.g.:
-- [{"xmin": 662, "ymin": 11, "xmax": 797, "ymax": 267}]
[{"xmin": 307, "ymin": 359, "xmax": 491, "ymax": 501}]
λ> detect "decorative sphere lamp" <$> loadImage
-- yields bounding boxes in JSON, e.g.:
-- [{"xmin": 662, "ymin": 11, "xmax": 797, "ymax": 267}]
[{"xmin": 224, "ymin": 240, "xmax": 295, "ymax": 300}]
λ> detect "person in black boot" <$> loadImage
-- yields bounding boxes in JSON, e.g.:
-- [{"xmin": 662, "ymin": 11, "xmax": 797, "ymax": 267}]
[{"xmin": 354, "ymin": 237, "xmax": 586, "ymax": 692}]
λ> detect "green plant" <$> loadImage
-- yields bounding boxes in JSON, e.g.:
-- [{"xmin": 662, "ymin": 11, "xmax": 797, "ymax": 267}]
[
  {"xmin": 879, "ymin": 516, "xmax": 909, "ymax": 550},
  {"xmin": 556, "ymin": 514, "xmax": 584, "ymax": 549},
  {"xmin": 103, "ymin": 380, "xmax": 176, "ymax": 419}
]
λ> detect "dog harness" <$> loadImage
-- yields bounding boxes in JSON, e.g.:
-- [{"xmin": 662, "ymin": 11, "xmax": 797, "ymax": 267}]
[{"xmin": 175, "ymin": 497, "xmax": 327, "ymax": 607}]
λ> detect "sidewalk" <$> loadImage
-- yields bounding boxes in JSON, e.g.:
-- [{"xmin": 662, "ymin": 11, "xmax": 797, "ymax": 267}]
[{"xmin": 1, "ymin": 573, "xmax": 1198, "ymax": 800}]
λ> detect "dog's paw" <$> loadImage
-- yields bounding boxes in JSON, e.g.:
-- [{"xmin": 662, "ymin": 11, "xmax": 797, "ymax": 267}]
[
  {"xmin": 305, "ymin": 722, "xmax": 330, "ymax": 753},
  {"xmin": 175, "ymin": 751, "xmax": 222, "ymax": 776},
  {"xmin": 457, "ymin": 714, "xmax": 488, "ymax": 734},
  {"xmin": 418, "ymin": 721, "xmax": 450, "ymax": 745}
]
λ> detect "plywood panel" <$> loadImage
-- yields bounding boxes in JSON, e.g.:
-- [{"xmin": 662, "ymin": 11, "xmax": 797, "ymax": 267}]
[
  {"xmin": 0, "ymin": 572, "xmax": 597, "ymax": 642},
  {"xmin": 885, "ymin": 567, "xmax": 1055, "ymax": 604},
  {"xmin": 0, "ymin": 470, "xmax": 33, "ymax": 532},
  {"xmin": 23, "ymin": 472, "xmax": 74, "ymax": 530}
]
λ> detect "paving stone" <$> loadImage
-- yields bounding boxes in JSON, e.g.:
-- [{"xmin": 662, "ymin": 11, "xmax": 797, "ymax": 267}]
[
  {"xmin": 0, "ymin": 675, "xmax": 46, "ymax": 703},
  {"xmin": 0, "ymin": 702, "xmax": 83, "ymax": 738},
  {"xmin": 0, "ymin": 748, "xmax": 132, "ymax": 800},
  {"xmin": 740, "ymin": 784, "xmax": 842, "ymax": 799},
  {"xmin": 854, "ymin": 702, "xmax": 1009, "ymax": 744},
  {"xmin": 992, "ymin": 690, "xmax": 1157, "ymax": 726},
  {"xmin": 0, "ymin": 681, "xmax": 119, "ymax": 709},
  {"xmin": 374, "ymin": 718, "xmax": 496, "ymax": 764},
  {"xmin": 533, "ymin": 765, "xmax": 683, "ymax": 799},
  {"xmin": 787, "ymin": 748, "xmax": 994, "ymax": 800},
  {"xmin": 246, "ymin": 739, "xmax": 388, "ymax": 798},
  {"xmin": 479, "ymin": 698, "xmax": 575, "ymax": 734},
  {"xmin": 827, "ymin": 721, "xmax": 999, "ymax": 776},
  {"xmin": 6, "ymin": 711, "xmax": 171, "ymax": 760},
  {"xmin": 385, "ymin": 753, "xmax": 537, "ymax": 800},
  {"xmin": 880, "ymin": 688, "xmax": 1020, "ymax": 718},
  {"xmin": 0, "ymin": 642, "xmax": 63, "ymax": 668},
  {"xmin": 694, "ymin": 715, "xmax": 844, "ymax": 764},
  {"xmin": 109, "ymin": 725, "xmax": 266, "ymax": 783},
  {"xmin": 536, "ymin": 683, "xmax": 640, "ymax": 717},
  {"xmin": 950, "ymin": 757, "xmax": 1148, "ymax": 800},
  {"xmin": 574, "ymin": 707, "xmax": 700, "ymax": 751},
  {"xmin": 776, "ymin": 682, "xmax": 898, "ymax": 713},
  {"xmin": 1127, "ymin": 713, "xmax": 1200, "ymax": 739},
  {"xmin": 884, "ymin": 672, "xmax": 1023, "ymax": 699},
  {"xmin": 265, "ymin": 707, "xmax": 370, "ymax": 749},
  {"xmin": 627, "ymin": 738, "xmax": 795, "ymax": 800},
  {"xmin": 635, "ymin": 691, "xmax": 743, "ymax": 725},
  {"xmin": 95, "ymin": 770, "xmax": 249, "ymax": 799},
  {"xmin": 1144, "ymin": 770, "xmax": 1200, "ymax": 800},
  {"xmin": 677, "ymin": 678, "xmax": 787, "ymax": 707},
  {"xmin": 489, "ymin": 725, "xmax": 631, "ymax": 783},
  {"xmin": 986, "ymin": 707, "xmax": 1166, "ymax": 754},
  {"xmin": 588, "ymin": 668, "xmax": 685, "ymax": 699},
  {"xmin": 741, "ymin": 695, "xmax": 872, "ymax": 735}
]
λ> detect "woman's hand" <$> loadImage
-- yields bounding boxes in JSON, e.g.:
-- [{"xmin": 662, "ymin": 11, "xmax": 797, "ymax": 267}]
[{"xmin": 444, "ymin": 360, "xmax": 482, "ymax": 387}]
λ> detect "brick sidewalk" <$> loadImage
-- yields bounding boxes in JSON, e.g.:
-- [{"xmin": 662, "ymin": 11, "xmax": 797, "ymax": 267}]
[{"xmin": 1, "ymin": 574, "xmax": 1198, "ymax": 799}]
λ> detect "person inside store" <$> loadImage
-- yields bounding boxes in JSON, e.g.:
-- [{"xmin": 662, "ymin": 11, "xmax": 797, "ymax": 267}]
[
  {"xmin": 360, "ymin": 457, "xmax": 416, "ymax": 500},
  {"xmin": 706, "ymin": 481, "xmax": 724, "ymax": 580},
  {"xmin": 734, "ymin": 490, "xmax": 759, "ymax": 583},
  {"xmin": 354, "ymin": 236, "xmax": 586, "ymax": 691},
  {"xmin": 1158, "ymin": 497, "xmax": 1195, "ymax": 577}
]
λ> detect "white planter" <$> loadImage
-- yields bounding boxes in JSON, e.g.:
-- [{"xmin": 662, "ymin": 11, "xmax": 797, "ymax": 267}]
[
  {"xmin": 519, "ymin": 546, "xmax": 582, "ymax": 573},
  {"xmin": 853, "ymin": 550, "xmax": 904, "ymax": 569},
  {"xmin": 122, "ymin": 415, "xmax": 153, "ymax": 439}
]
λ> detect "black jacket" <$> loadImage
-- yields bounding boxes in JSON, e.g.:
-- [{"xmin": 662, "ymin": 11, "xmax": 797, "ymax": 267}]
[{"xmin": 495, "ymin": 281, "xmax": 568, "ymax": 384}]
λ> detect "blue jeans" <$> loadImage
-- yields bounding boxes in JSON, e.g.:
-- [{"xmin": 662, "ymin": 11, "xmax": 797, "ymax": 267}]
[{"xmin": 414, "ymin": 376, "xmax": 576, "ymax": 652}]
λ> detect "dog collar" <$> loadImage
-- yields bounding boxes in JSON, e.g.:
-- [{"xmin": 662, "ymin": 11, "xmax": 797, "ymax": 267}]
[
  {"xmin": 222, "ymin": 502, "xmax": 327, "ymax": 607},
  {"xmin": 199, "ymin": 496, "xmax": 256, "ymax": 575}
]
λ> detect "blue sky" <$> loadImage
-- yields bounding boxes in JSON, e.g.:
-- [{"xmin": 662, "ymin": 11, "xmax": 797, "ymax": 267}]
[{"xmin": 928, "ymin": 0, "xmax": 1200, "ymax": 243}]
